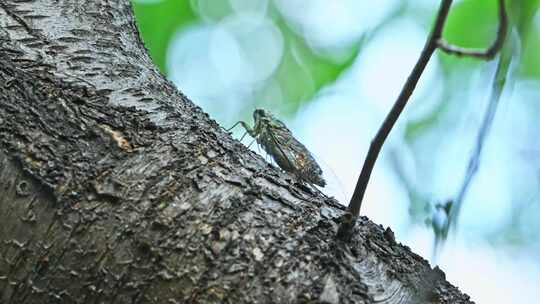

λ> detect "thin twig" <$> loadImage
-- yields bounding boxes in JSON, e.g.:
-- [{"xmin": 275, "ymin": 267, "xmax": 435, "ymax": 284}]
[
  {"xmin": 337, "ymin": 0, "xmax": 454, "ymax": 239},
  {"xmin": 338, "ymin": 0, "xmax": 508, "ymax": 239},
  {"xmin": 437, "ymin": 0, "xmax": 507, "ymax": 59},
  {"xmin": 431, "ymin": 30, "xmax": 518, "ymax": 261},
  {"xmin": 448, "ymin": 30, "xmax": 518, "ymax": 231}
]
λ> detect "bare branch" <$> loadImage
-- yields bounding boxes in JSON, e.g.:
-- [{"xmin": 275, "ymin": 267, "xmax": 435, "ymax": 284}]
[
  {"xmin": 449, "ymin": 32, "xmax": 518, "ymax": 230},
  {"xmin": 437, "ymin": 0, "xmax": 507, "ymax": 59},
  {"xmin": 431, "ymin": 30, "xmax": 518, "ymax": 261},
  {"xmin": 338, "ymin": 0, "xmax": 509, "ymax": 240},
  {"xmin": 338, "ymin": 0, "xmax": 455, "ymax": 239}
]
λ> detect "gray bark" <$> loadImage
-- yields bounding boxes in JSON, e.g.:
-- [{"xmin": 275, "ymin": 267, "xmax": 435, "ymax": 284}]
[{"xmin": 0, "ymin": 0, "xmax": 473, "ymax": 303}]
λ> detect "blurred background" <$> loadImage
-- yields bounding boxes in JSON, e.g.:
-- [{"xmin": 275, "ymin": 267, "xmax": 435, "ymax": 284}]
[{"xmin": 132, "ymin": 0, "xmax": 540, "ymax": 302}]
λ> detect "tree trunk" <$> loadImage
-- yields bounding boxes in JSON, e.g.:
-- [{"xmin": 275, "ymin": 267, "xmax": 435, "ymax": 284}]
[{"xmin": 0, "ymin": 1, "xmax": 473, "ymax": 303}]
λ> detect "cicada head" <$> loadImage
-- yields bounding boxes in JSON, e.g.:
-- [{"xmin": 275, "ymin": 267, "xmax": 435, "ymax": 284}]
[
  {"xmin": 252, "ymin": 108, "xmax": 274, "ymax": 134},
  {"xmin": 253, "ymin": 108, "xmax": 271, "ymax": 123},
  {"xmin": 253, "ymin": 108, "xmax": 265, "ymax": 119}
]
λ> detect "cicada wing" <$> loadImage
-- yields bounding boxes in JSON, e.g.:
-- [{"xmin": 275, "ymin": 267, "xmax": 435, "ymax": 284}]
[
  {"xmin": 258, "ymin": 125, "xmax": 299, "ymax": 173},
  {"xmin": 265, "ymin": 124, "xmax": 327, "ymax": 187}
]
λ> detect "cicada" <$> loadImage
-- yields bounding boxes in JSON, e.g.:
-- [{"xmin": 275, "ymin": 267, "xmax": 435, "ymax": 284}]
[{"xmin": 229, "ymin": 109, "xmax": 326, "ymax": 187}]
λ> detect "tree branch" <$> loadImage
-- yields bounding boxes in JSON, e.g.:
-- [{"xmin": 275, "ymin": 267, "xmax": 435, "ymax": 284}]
[
  {"xmin": 448, "ymin": 30, "xmax": 518, "ymax": 232},
  {"xmin": 339, "ymin": 0, "xmax": 508, "ymax": 239},
  {"xmin": 437, "ymin": 0, "xmax": 508, "ymax": 59},
  {"xmin": 338, "ymin": 0, "xmax": 454, "ymax": 239},
  {"xmin": 431, "ymin": 29, "xmax": 518, "ymax": 261}
]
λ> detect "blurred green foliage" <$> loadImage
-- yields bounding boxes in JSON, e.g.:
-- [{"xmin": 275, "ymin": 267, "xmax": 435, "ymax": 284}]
[
  {"xmin": 132, "ymin": 0, "xmax": 360, "ymax": 112},
  {"xmin": 132, "ymin": 0, "xmax": 196, "ymax": 72},
  {"xmin": 406, "ymin": 0, "xmax": 540, "ymax": 145},
  {"xmin": 272, "ymin": 16, "xmax": 359, "ymax": 113},
  {"xmin": 443, "ymin": 0, "xmax": 498, "ymax": 49},
  {"xmin": 441, "ymin": 0, "xmax": 540, "ymax": 77},
  {"xmin": 132, "ymin": 0, "xmax": 540, "ymax": 113},
  {"xmin": 519, "ymin": 0, "xmax": 540, "ymax": 78}
]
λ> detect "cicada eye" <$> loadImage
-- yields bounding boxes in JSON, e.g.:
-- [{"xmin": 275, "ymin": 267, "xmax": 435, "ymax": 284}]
[{"xmin": 253, "ymin": 109, "xmax": 267, "ymax": 122}]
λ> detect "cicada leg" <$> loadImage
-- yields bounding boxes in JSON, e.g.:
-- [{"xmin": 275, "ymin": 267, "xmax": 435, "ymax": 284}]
[
  {"xmin": 239, "ymin": 131, "xmax": 249, "ymax": 142},
  {"xmin": 227, "ymin": 121, "xmax": 257, "ymax": 137},
  {"xmin": 226, "ymin": 121, "xmax": 243, "ymax": 132}
]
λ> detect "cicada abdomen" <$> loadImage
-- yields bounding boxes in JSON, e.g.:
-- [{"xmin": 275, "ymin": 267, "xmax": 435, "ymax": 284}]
[{"xmin": 229, "ymin": 109, "xmax": 326, "ymax": 187}]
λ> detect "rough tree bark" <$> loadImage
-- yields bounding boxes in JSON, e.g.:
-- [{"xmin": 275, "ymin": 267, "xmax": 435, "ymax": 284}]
[{"xmin": 0, "ymin": 1, "xmax": 473, "ymax": 303}]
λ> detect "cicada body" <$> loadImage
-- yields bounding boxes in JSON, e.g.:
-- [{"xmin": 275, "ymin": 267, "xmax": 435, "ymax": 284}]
[{"xmin": 230, "ymin": 109, "xmax": 326, "ymax": 187}]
